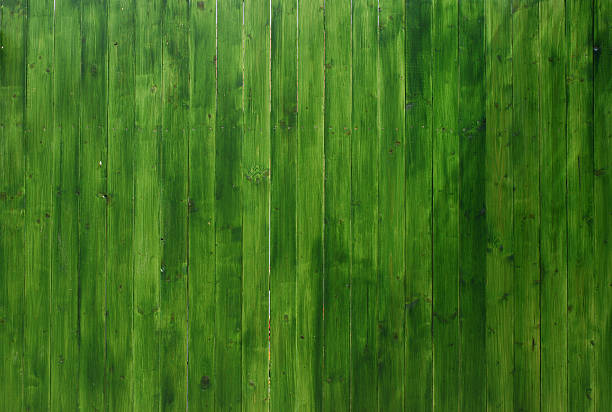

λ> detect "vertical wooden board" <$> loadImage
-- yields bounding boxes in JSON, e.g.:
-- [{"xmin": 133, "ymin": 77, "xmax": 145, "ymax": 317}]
[
  {"xmin": 160, "ymin": 0, "xmax": 189, "ymax": 409},
  {"xmin": 107, "ymin": 0, "xmax": 135, "ymax": 410},
  {"xmin": 484, "ymin": 0, "xmax": 513, "ymax": 410},
  {"xmin": 270, "ymin": 0, "xmax": 297, "ymax": 409},
  {"xmin": 432, "ymin": 0, "xmax": 458, "ymax": 410},
  {"xmin": 188, "ymin": 0, "xmax": 216, "ymax": 409},
  {"xmin": 512, "ymin": 1, "xmax": 540, "ymax": 411},
  {"xmin": 134, "ymin": 0, "xmax": 162, "ymax": 410},
  {"xmin": 378, "ymin": 0, "xmax": 405, "ymax": 409},
  {"xmin": 296, "ymin": 1, "xmax": 324, "ymax": 411},
  {"xmin": 351, "ymin": 0, "xmax": 379, "ymax": 410},
  {"xmin": 404, "ymin": 0, "xmax": 433, "ymax": 410},
  {"xmin": 566, "ymin": 1, "xmax": 594, "ymax": 410},
  {"xmin": 51, "ymin": 1, "xmax": 80, "ymax": 409},
  {"xmin": 215, "ymin": 0, "xmax": 243, "ymax": 409},
  {"xmin": 24, "ymin": 1, "xmax": 54, "ymax": 409},
  {"xmin": 323, "ymin": 0, "xmax": 350, "ymax": 410},
  {"xmin": 458, "ymin": 0, "xmax": 486, "ymax": 410},
  {"xmin": 79, "ymin": 0, "xmax": 108, "ymax": 409},
  {"xmin": 594, "ymin": 0, "xmax": 612, "ymax": 409},
  {"xmin": 0, "ymin": 0, "xmax": 25, "ymax": 408},
  {"xmin": 539, "ymin": 0, "xmax": 568, "ymax": 410},
  {"xmin": 243, "ymin": 0, "xmax": 271, "ymax": 410}
]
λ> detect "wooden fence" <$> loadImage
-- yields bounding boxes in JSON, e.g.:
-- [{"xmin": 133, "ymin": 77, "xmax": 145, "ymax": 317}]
[{"xmin": 1, "ymin": 0, "xmax": 611, "ymax": 411}]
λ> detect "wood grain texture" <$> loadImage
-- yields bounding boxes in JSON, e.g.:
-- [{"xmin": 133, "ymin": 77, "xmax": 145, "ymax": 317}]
[
  {"xmin": 187, "ymin": 0, "xmax": 216, "ymax": 410},
  {"xmin": 351, "ymin": 0, "xmax": 379, "ymax": 410},
  {"xmin": 323, "ymin": 0, "xmax": 350, "ymax": 410},
  {"xmin": 0, "ymin": 0, "xmax": 25, "ymax": 409},
  {"xmin": 24, "ymin": 1, "xmax": 54, "ymax": 410},
  {"xmin": 270, "ymin": 0, "xmax": 297, "ymax": 409},
  {"xmin": 243, "ymin": 0, "xmax": 271, "ymax": 409},
  {"xmin": 134, "ymin": 0, "xmax": 162, "ymax": 410},
  {"xmin": 432, "ymin": 0, "xmax": 459, "ymax": 410}
]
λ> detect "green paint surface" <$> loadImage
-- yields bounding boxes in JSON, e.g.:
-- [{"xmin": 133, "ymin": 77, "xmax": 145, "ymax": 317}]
[{"xmin": 1, "ymin": 1, "xmax": 610, "ymax": 410}]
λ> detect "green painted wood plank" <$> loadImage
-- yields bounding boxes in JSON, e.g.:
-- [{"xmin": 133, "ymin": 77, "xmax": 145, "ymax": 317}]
[
  {"xmin": 458, "ymin": 1, "xmax": 486, "ymax": 410},
  {"xmin": 566, "ymin": 1, "xmax": 594, "ymax": 410},
  {"xmin": 351, "ymin": 0, "xmax": 379, "ymax": 410},
  {"xmin": 270, "ymin": 0, "xmax": 297, "ymax": 409},
  {"xmin": 215, "ymin": 1, "xmax": 243, "ymax": 409},
  {"xmin": 539, "ymin": 1, "xmax": 568, "ymax": 410},
  {"xmin": 79, "ymin": 0, "xmax": 108, "ymax": 409},
  {"xmin": 404, "ymin": 0, "xmax": 433, "ymax": 409},
  {"xmin": 378, "ymin": 0, "xmax": 405, "ymax": 409},
  {"xmin": 107, "ymin": 0, "xmax": 135, "ymax": 409},
  {"xmin": 51, "ymin": 1, "xmax": 81, "ymax": 409},
  {"xmin": 242, "ymin": 0, "xmax": 271, "ymax": 410},
  {"xmin": 432, "ymin": 0, "xmax": 459, "ymax": 409},
  {"xmin": 0, "ymin": 0, "xmax": 25, "ymax": 409},
  {"xmin": 594, "ymin": 0, "xmax": 612, "ymax": 409},
  {"xmin": 160, "ymin": 1, "xmax": 189, "ymax": 409},
  {"xmin": 188, "ymin": 0, "xmax": 216, "ymax": 409},
  {"xmin": 24, "ymin": 1, "xmax": 54, "ymax": 409},
  {"xmin": 512, "ymin": 1, "xmax": 541, "ymax": 411},
  {"xmin": 484, "ymin": 0, "xmax": 514, "ymax": 410},
  {"xmin": 296, "ymin": 2, "xmax": 325, "ymax": 412},
  {"xmin": 134, "ymin": 0, "xmax": 162, "ymax": 410},
  {"xmin": 323, "ymin": 0, "xmax": 350, "ymax": 410}
]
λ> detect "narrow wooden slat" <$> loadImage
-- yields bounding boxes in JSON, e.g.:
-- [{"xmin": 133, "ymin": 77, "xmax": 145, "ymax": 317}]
[
  {"xmin": 539, "ymin": 0, "xmax": 568, "ymax": 410},
  {"xmin": 24, "ymin": 1, "xmax": 54, "ymax": 409},
  {"xmin": 351, "ymin": 0, "xmax": 379, "ymax": 410},
  {"xmin": 323, "ymin": 0, "xmax": 350, "ymax": 410},
  {"xmin": 270, "ymin": 0, "xmax": 298, "ymax": 409},
  {"xmin": 242, "ymin": 0, "xmax": 271, "ymax": 409},
  {"xmin": 378, "ymin": 0, "xmax": 405, "ymax": 409},
  {"xmin": 566, "ymin": 1, "xmax": 594, "ymax": 410},
  {"xmin": 458, "ymin": 0, "xmax": 486, "ymax": 410},
  {"xmin": 0, "ymin": 0, "xmax": 25, "ymax": 409},
  {"xmin": 484, "ymin": 0, "xmax": 514, "ymax": 410},
  {"xmin": 107, "ymin": 0, "xmax": 135, "ymax": 409},
  {"xmin": 215, "ymin": 0, "xmax": 243, "ymax": 409},
  {"xmin": 79, "ymin": 0, "xmax": 108, "ymax": 409},
  {"xmin": 160, "ymin": 0, "xmax": 189, "ymax": 409},
  {"xmin": 432, "ymin": 0, "xmax": 459, "ymax": 409},
  {"xmin": 512, "ymin": 1, "xmax": 541, "ymax": 410},
  {"xmin": 594, "ymin": 0, "xmax": 612, "ymax": 409},
  {"xmin": 51, "ymin": 1, "xmax": 81, "ymax": 409},
  {"xmin": 134, "ymin": 0, "xmax": 162, "ymax": 410},
  {"xmin": 295, "ymin": 1, "xmax": 325, "ymax": 411},
  {"xmin": 188, "ymin": 0, "xmax": 216, "ymax": 409}
]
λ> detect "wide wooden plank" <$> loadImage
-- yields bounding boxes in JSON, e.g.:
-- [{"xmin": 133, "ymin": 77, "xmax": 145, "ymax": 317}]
[
  {"xmin": 242, "ymin": 0, "xmax": 271, "ymax": 409},
  {"xmin": 458, "ymin": 0, "xmax": 486, "ymax": 410},
  {"xmin": 0, "ymin": 0, "xmax": 25, "ymax": 409},
  {"xmin": 512, "ymin": 1, "xmax": 541, "ymax": 411},
  {"xmin": 270, "ymin": 0, "xmax": 298, "ymax": 409},
  {"xmin": 351, "ymin": 0, "xmax": 379, "ymax": 410},
  {"xmin": 134, "ymin": 0, "xmax": 162, "ymax": 410},
  {"xmin": 484, "ymin": 0, "xmax": 514, "ymax": 410},
  {"xmin": 539, "ymin": 1, "xmax": 568, "ymax": 411},
  {"xmin": 594, "ymin": 0, "xmax": 612, "ymax": 409},
  {"xmin": 24, "ymin": 1, "xmax": 54, "ymax": 409},
  {"xmin": 323, "ymin": 0, "xmax": 350, "ymax": 410},
  {"xmin": 79, "ymin": 0, "xmax": 108, "ymax": 409},
  {"xmin": 188, "ymin": 0, "xmax": 216, "ymax": 409},
  {"xmin": 566, "ymin": 1, "xmax": 594, "ymax": 410},
  {"xmin": 432, "ymin": 0, "xmax": 459, "ymax": 409},
  {"xmin": 215, "ymin": 0, "xmax": 243, "ymax": 409},
  {"xmin": 378, "ymin": 0, "xmax": 406, "ymax": 409},
  {"xmin": 160, "ymin": 1, "xmax": 189, "ymax": 409},
  {"xmin": 51, "ymin": 1, "xmax": 81, "ymax": 409},
  {"xmin": 107, "ymin": 0, "xmax": 135, "ymax": 409}
]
